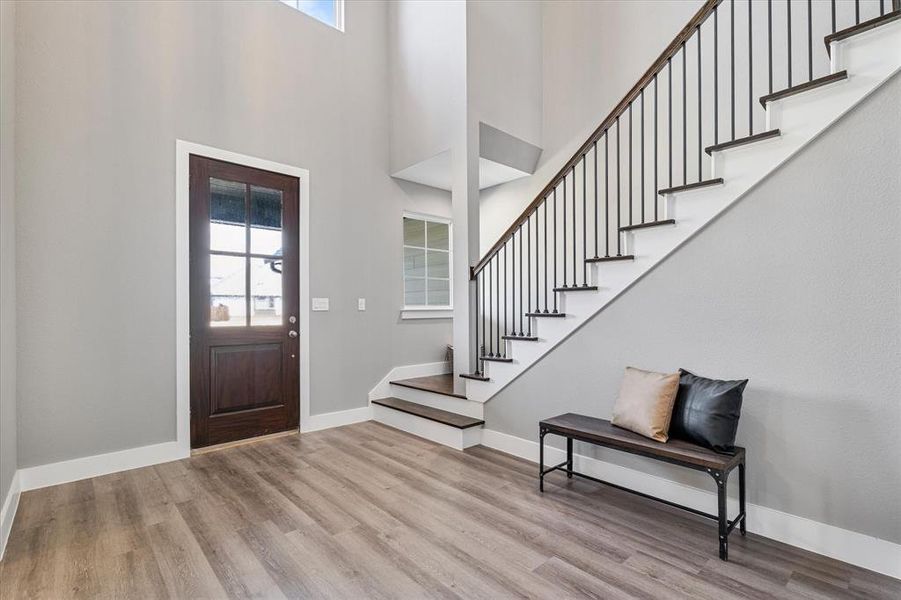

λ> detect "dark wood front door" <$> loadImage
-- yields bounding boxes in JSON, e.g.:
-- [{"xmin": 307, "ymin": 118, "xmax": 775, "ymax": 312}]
[{"xmin": 189, "ymin": 155, "xmax": 300, "ymax": 448}]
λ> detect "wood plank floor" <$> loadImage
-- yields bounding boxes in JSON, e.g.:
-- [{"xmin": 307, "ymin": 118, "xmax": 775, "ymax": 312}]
[{"xmin": 1, "ymin": 421, "xmax": 898, "ymax": 599}]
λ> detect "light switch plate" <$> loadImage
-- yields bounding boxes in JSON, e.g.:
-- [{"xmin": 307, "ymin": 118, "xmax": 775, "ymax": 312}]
[
  {"xmin": 358, "ymin": 298, "xmax": 366, "ymax": 311},
  {"xmin": 312, "ymin": 297, "xmax": 329, "ymax": 311}
]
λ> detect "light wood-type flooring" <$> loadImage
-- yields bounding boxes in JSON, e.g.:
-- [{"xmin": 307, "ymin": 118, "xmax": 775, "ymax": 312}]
[{"xmin": 1, "ymin": 421, "xmax": 898, "ymax": 599}]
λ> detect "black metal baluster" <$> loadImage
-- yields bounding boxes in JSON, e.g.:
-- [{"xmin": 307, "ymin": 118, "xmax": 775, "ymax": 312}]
[
  {"xmin": 605, "ymin": 132, "xmax": 611, "ymax": 256},
  {"xmin": 641, "ymin": 90, "xmax": 646, "ymax": 223},
  {"xmin": 535, "ymin": 209, "xmax": 539, "ymax": 310},
  {"xmin": 668, "ymin": 57, "xmax": 673, "ymax": 188},
  {"xmin": 518, "ymin": 224, "xmax": 523, "ymax": 335},
  {"xmin": 831, "ymin": 0, "xmax": 836, "ymax": 33},
  {"xmin": 880, "ymin": 0, "xmax": 885, "ymax": 16},
  {"xmin": 698, "ymin": 24, "xmax": 702, "ymax": 181},
  {"xmin": 616, "ymin": 116, "xmax": 622, "ymax": 256},
  {"xmin": 682, "ymin": 43, "xmax": 687, "ymax": 185},
  {"xmin": 731, "ymin": 0, "xmax": 735, "ymax": 140},
  {"xmin": 807, "ymin": 0, "xmax": 813, "ymax": 82},
  {"xmin": 553, "ymin": 188, "xmax": 558, "ymax": 312},
  {"xmin": 571, "ymin": 165, "xmax": 577, "ymax": 284},
  {"xmin": 593, "ymin": 140, "xmax": 599, "ymax": 256},
  {"xmin": 503, "ymin": 243, "xmax": 507, "ymax": 349},
  {"xmin": 715, "ymin": 5, "xmax": 719, "ymax": 144},
  {"xmin": 749, "ymin": 0, "xmax": 753, "ymax": 135},
  {"xmin": 526, "ymin": 215, "xmax": 531, "ymax": 335},
  {"xmin": 629, "ymin": 103, "xmax": 634, "ymax": 226},
  {"xmin": 475, "ymin": 269, "xmax": 481, "ymax": 373},
  {"xmin": 654, "ymin": 76, "xmax": 658, "ymax": 221},
  {"xmin": 487, "ymin": 260, "xmax": 493, "ymax": 357},
  {"xmin": 496, "ymin": 253, "xmax": 500, "ymax": 355},
  {"xmin": 855, "ymin": 0, "xmax": 860, "ymax": 25},
  {"xmin": 788, "ymin": 0, "xmax": 793, "ymax": 88},
  {"xmin": 768, "ymin": 0, "xmax": 773, "ymax": 94},
  {"xmin": 582, "ymin": 155, "xmax": 587, "ymax": 285},
  {"xmin": 543, "ymin": 200, "xmax": 548, "ymax": 311},
  {"xmin": 511, "ymin": 229, "xmax": 515, "ymax": 337},
  {"xmin": 562, "ymin": 173, "xmax": 567, "ymax": 287}
]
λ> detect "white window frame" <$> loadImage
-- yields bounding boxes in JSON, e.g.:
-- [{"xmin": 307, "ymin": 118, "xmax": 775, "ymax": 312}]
[
  {"xmin": 279, "ymin": 0, "xmax": 345, "ymax": 32},
  {"xmin": 401, "ymin": 211, "xmax": 453, "ymax": 320}
]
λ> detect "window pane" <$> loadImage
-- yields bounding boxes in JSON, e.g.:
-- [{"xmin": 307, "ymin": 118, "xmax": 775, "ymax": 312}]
[
  {"xmin": 404, "ymin": 278, "xmax": 425, "ymax": 306},
  {"xmin": 427, "ymin": 221, "xmax": 449, "ymax": 250},
  {"xmin": 250, "ymin": 257, "xmax": 283, "ymax": 326},
  {"xmin": 427, "ymin": 279, "xmax": 450, "ymax": 306},
  {"xmin": 427, "ymin": 250, "xmax": 449, "ymax": 279},
  {"xmin": 403, "ymin": 217, "xmax": 425, "ymax": 247},
  {"xmin": 250, "ymin": 186, "xmax": 283, "ymax": 255},
  {"xmin": 404, "ymin": 247, "xmax": 426, "ymax": 278},
  {"xmin": 210, "ymin": 254, "xmax": 246, "ymax": 326},
  {"xmin": 210, "ymin": 178, "xmax": 246, "ymax": 253}
]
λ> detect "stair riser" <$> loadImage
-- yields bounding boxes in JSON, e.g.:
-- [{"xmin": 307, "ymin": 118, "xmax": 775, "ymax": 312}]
[
  {"xmin": 372, "ymin": 405, "xmax": 482, "ymax": 450},
  {"xmin": 387, "ymin": 384, "xmax": 485, "ymax": 417},
  {"xmin": 465, "ymin": 23, "xmax": 901, "ymax": 403}
]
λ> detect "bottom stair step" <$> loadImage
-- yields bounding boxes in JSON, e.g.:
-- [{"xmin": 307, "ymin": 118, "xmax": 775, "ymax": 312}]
[
  {"xmin": 372, "ymin": 397, "xmax": 484, "ymax": 429},
  {"xmin": 372, "ymin": 397, "xmax": 484, "ymax": 450},
  {"xmin": 460, "ymin": 372, "xmax": 490, "ymax": 381}
]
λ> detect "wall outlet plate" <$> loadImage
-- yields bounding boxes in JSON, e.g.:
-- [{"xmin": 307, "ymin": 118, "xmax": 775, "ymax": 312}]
[
  {"xmin": 358, "ymin": 298, "xmax": 366, "ymax": 311},
  {"xmin": 312, "ymin": 297, "xmax": 329, "ymax": 311}
]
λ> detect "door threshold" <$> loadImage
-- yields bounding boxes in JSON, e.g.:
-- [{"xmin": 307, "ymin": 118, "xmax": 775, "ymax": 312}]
[{"xmin": 191, "ymin": 428, "xmax": 299, "ymax": 456}]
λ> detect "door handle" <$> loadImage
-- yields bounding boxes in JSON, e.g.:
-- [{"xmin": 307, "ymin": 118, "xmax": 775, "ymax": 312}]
[{"xmin": 288, "ymin": 330, "xmax": 298, "ymax": 338}]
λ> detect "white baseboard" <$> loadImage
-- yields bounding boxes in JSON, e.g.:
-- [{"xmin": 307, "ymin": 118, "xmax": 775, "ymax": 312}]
[
  {"xmin": 368, "ymin": 360, "xmax": 450, "ymax": 401},
  {"xmin": 301, "ymin": 405, "xmax": 373, "ymax": 433},
  {"xmin": 0, "ymin": 471, "xmax": 21, "ymax": 560},
  {"xmin": 479, "ymin": 429, "xmax": 901, "ymax": 579},
  {"xmin": 17, "ymin": 441, "xmax": 188, "ymax": 493}
]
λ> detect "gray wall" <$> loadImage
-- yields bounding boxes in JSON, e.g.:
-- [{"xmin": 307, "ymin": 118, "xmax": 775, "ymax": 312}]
[
  {"xmin": 14, "ymin": 0, "xmax": 451, "ymax": 468},
  {"xmin": 1, "ymin": 0, "xmax": 17, "ymax": 502},
  {"xmin": 485, "ymin": 74, "xmax": 901, "ymax": 543}
]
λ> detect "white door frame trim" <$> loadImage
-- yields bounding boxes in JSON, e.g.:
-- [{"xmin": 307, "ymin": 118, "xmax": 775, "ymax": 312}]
[{"xmin": 175, "ymin": 140, "xmax": 312, "ymax": 455}]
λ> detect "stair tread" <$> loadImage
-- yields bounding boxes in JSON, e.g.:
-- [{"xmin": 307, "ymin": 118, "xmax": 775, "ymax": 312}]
[
  {"xmin": 481, "ymin": 355, "xmax": 513, "ymax": 362},
  {"xmin": 554, "ymin": 285, "xmax": 599, "ymax": 292},
  {"xmin": 526, "ymin": 312, "xmax": 566, "ymax": 317},
  {"xmin": 460, "ymin": 372, "xmax": 490, "ymax": 382},
  {"xmin": 825, "ymin": 10, "xmax": 901, "ymax": 55},
  {"xmin": 759, "ymin": 71, "xmax": 848, "ymax": 107},
  {"xmin": 620, "ymin": 219, "xmax": 676, "ymax": 232},
  {"xmin": 658, "ymin": 178, "xmax": 724, "ymax": 195},
  {"xmin": 390, "ymin": 374, "xmax": 466, "ymax": 399},
  {"xmin": 502, "ymin": 334, "xmax": 538, "ymax": 341},
  {"xmin": 372, "ymin": 397, "xmax": 484, "ymax": 429},
  {"xmin": 705, "ymin": 129, "xmax": 780, "ymax": 155},
  {"xmin": 585, "ymin": 255, "xmax": 635, "ymax": 263}
]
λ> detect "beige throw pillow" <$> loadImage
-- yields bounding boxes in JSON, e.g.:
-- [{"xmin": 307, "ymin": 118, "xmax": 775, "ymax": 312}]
[{"xmin": 611, "ymin": 367, "xmax": 680, "ymax": 442}]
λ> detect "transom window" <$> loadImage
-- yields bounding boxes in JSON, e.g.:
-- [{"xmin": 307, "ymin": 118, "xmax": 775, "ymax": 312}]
[
  {"xmin": 403, "ymin": 214, "xmax": 452, "ymax": 309},
  {"xmin": 279, "ymin": 0, "xmax": 344, "ymax": 31}
]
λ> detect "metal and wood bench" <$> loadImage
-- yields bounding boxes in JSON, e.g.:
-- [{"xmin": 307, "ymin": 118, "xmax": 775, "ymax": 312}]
[{"xmin": 539, "ymin": 412, "xmax": 746, "ymax": 560}]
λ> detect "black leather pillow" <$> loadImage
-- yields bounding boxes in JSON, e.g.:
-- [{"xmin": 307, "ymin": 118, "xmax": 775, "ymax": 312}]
[{"xmin": 669, "ymin": 369, "xmax": 747, "ymax": 454}]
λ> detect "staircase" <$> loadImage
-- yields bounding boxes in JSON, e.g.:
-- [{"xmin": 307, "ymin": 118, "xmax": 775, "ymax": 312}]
[{"xmin": 372, "ymin": 0, "xmax": 901, "ymax": 448}]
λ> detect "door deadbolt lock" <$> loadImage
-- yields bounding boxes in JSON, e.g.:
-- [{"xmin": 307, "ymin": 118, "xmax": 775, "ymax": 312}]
[
  {"xmin": 288, "ymin": 315, "xmax": 297, "ymax": 324},
  {"xmin": 288, "ymin": 330, "xmax": 298, "ymax": 338}
]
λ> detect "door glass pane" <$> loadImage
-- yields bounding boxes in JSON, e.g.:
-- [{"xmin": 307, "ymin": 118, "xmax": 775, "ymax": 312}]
[
  {"xmin": 427, "ymin": 278, "xmax": 450, "ymax": 306},
  {"xmin": 404, "ymin": 277, "xmax": 425, "ymax": 306},
  {"xmin": 250, "ymin": 257, "xmax": 283, "ymax": 326},
  {"xmin": 210, "ymin": 254, "xmax": 246, "ymax": 326},
  {"xmin": 250, "ymin": 186, "xmax": 283, "ymax": 256},
  {"xmin": 427, "ymin": 221, "xmax": 449, "ymax": 250},
  {"xmin": 403, "ymin": 217, "xmax": 425, "ymax": 247},
  {"xmin": 210, "ymin": 178, "xmax": 246, "ymax": 253},
  {"xmin": 427, "ymin": 250, "xmax": 449, "ymax": 278},
  {"xmin": 404, "ymin": 247, "xmax": 426, "ymax": 278}
]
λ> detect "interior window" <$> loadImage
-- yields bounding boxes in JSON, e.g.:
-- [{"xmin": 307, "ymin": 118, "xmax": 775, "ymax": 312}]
[
  {"xmin": 279, "ymin": 0, "xmax": 344, "ymax": 31},
  {"xmin": 403, "ymin": 215, "xmax": 452, "ymax": 308}
]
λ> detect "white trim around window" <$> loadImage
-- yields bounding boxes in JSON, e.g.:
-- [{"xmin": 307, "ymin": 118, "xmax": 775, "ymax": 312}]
[{"xmin": 402, "ymin": 211, "xmax": 453, "ymax": 317}]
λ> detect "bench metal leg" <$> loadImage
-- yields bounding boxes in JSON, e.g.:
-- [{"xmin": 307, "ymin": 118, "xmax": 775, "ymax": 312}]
[
  {"xmin": 713, "ymin": 470, "xmax": 728, "ymax": 560},
  {"xmin": 739, "ymin": 461, "xmax": 747, "ymax": 536},
  {"xmin": 566, "ymin": 438, "xmax": 573, "ymax": 478},
  {"xmin": 539, "ymin": 428, "xmax": 546, "ymax": 492}
]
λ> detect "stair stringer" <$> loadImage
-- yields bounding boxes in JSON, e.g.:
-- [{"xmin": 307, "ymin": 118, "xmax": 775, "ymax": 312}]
[{"xmin": 465, "ymin": 21, "xmax": 901, "ymax": 404}]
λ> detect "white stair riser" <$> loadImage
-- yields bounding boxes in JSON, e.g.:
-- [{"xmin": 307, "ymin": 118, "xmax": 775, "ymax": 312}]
[{"xmin": 372, "ymin": 405, "xmax": 482, "ymax": 450}]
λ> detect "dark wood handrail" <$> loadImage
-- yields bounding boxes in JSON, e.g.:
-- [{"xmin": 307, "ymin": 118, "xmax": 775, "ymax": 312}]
[{"xmin": 472, "ymin": 0, "xmax": 721, "ymax": 278}]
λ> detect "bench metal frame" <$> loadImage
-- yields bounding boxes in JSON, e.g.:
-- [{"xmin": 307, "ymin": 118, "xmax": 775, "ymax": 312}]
[{"xmin": 539, "ymin": 424, "xmax": 746, "ymax": 561}]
